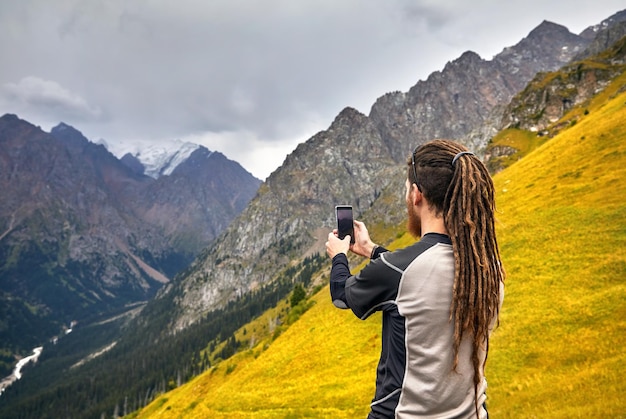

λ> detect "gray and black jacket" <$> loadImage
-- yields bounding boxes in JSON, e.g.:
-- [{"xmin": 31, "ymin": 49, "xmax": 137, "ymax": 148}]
[{"xmin": 330, "ymin": 233, "xmax": 488, "ymax": 418}]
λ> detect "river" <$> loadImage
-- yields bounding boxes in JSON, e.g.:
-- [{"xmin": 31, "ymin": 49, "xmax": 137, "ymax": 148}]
[{"xmin": 0, "ymin": 346, "xmax": 43, "ymax": 396}]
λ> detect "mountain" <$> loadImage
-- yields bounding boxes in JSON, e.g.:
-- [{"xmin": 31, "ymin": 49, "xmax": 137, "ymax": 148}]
[
  {"xmin": 155, "ymin": 14, "xmax": 621, "ymax": 332},
  {"xmin": 485, "ymin": 32, "xmax": 626, "ymax": 172},
  {"xmin": 119, "ymin": 152, "xmax": 145, "ymax": 175},
  {"xmin": 578, "ymin": 9, "xmax": 626, "ymax": 42},
  {"xmin": 139, "ymin": 147, "xmax": 263, "ymax": 255},
  {"xmin": 0, "ymin": 117, "xmax": 260, "ymax": 361},
  {"xmin": 370, "ymin": 20, "xmax": 588, "ymax": 162}
]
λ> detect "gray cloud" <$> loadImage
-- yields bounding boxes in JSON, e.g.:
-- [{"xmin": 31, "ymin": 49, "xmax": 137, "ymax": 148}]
[
  {"xmin": 0, "ymin": 0, "xmax": 623, "ymax": 179},
  {"xmin": 1, "ymin": 76, "xmax": 103, "ymax": 121}
]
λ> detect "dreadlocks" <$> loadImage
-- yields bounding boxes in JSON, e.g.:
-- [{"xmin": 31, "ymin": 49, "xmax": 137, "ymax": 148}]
[{"xmin": 408, "ymin": 139, "xmax": 505, "ymax": 413}]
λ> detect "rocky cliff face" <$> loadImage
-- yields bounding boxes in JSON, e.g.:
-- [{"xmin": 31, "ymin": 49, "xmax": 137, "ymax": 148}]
[
  {"xmin": 578, "ymin": 10, "xmax": 626, "ymax": 47},
  {"xmin": 0, "ymin": 115, "xmax": 260, "ymax": 352},
  {"xmin": 171, "ymin": 107, "xmax": 398, "ymax": 328},
  {"xmin": 369, "ymin": 21, "xmax": 589, "ymax": 164},
  {"xmin": 480, "ymin": 11, "xmax": 626, "ymax": 171},
  {"xmin": 501, "ymin": 35, "xmax": 626, "ymax": 135}
]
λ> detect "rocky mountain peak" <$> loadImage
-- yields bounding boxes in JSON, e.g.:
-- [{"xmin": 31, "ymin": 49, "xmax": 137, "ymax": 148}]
[
  {"xmin": 0, "ymin": 113, "xmax": 45, "ymax": 142},
  {"xmin": 0, "ymin": 113, "xmax": 18, "ymax": 121},
  {"xmin": 50, "ymin": 122, "xmax": 91, "ymax": 150},
  {"xmin": 133, "ymin": 141, "xmax": 201, "ymax": 179},
  {"xmin": 330, "ymin": 106, "xmax": 368, "ymax": 128},
  {"xmin": 527, "ymin": 20, "xmax": 570, "ymax": 38},
  {"xmin": 579, "ymin": 9, "xmax": 626, "ymax": 39},
  {"xmin": 445, "ymin": 50, "xmax": 484, "ymax": 70},
  {"xmin": 51, "ymin": 121, "xmax": 73, "ymax": 132},
  {"xmin": 120, "ymin": 153, "xmax": 145, "ymax": 176},
  {"xmin": 494, "ymin": 20, "xmax": 586, "ymax": 80},
  {"xmin": 575, "ymin": 19, "xmax": 626, "ymax": 60},
  {"xmin": 500, "ymin": 33, "xmax": 626, "ymax": 136}
]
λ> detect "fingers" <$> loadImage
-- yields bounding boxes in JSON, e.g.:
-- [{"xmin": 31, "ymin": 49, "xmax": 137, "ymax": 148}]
[
  {"xmin": 326, "ymin": 231, "xmax": 350, "ymax": 259},
  {"xmin": 353, "ymin": 220, "xmax": 367, "ymax": 235}
]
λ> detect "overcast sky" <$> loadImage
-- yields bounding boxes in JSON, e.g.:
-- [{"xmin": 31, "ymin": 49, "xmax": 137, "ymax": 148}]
[{"xmin": 1, "ymin": 1, "xmax": 624, "ymax": 180}]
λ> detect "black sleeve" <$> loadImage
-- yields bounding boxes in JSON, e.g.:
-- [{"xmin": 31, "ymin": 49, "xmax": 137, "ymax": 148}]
[
  {"xmin": 371, "ymin": 246, "xmax": 388, "ymax": 260},
  {"xmin": 329, "ymin": 246, "xmax": 401, "ymax": 319},
  {"xmin": 345, "ymin": 253, "xmax": 402, "ymax": 319},
  {"xmin": 331, "ymin": 237, "xmax": 447, "ymax": 319},
  {"xmin": 330, "ymin": 253, "xmax": 351, "ymax": 309},
  {"xmin": 330, "ymin": 246, "xmax": 390, "ymax": 310}
]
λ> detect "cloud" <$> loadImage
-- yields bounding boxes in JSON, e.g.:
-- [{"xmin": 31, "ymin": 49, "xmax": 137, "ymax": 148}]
[
  {"xmin": 0, "ymin": 0, "xmax": 624, "ymax": 179},
  {"xmin": 1, "ymin": 76, "xmax": 103, "ymax": 122}
]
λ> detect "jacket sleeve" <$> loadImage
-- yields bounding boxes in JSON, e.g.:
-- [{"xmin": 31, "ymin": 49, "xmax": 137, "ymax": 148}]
[
  {"xmin": 345, "ymin": 251, "xmax": 402, "ymax": 319},
  {"xmin": 330, "ymin": 253, "xmax": 351, "ymax": 309},
  {"xmin": 330, "ymin": 247, "xmax": 400, "ymax": 319}
]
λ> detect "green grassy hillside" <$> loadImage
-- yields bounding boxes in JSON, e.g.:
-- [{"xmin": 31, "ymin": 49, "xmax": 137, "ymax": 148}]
[
  {"xmin": 132, "ymin": 85, "xmax": 626, "ymax": 418},
  {"xmin": 485, "ymin": 82, "xmax": 626, "ymax": 417}
]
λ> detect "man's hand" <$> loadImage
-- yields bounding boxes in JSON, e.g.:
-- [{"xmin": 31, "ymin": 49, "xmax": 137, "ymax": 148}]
[
  {"xmin": 326, "ymin": 220, "xmax": 377, "ymax": 259},
  {"xmin": 326, "ymin": 231, "xmax": 351, "ymax": 259},
  {"xmin": 350, "ymin": 220, "xmax": 376, "ymax": 258}
]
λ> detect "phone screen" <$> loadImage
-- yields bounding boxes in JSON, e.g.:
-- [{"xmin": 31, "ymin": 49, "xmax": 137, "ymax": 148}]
[{"xmin": 335, "ymin": 205, "xmax": 355, "ymax": 244}]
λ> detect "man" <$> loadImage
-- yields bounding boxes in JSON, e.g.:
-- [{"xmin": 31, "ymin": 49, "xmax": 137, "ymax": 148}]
[{"xmin": 326, "ymin": 139, "xmax": 505, "ymax": 418}]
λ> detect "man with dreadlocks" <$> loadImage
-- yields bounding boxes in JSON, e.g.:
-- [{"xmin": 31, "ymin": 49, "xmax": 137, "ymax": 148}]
[{"xmin": 326, "ymin": 139, "xmax": 505, "ymax": 418}]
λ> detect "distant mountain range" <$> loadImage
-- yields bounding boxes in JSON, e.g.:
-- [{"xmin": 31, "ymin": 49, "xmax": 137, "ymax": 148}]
[{"xmin": 0, "ymin": 117, "xmax": 260, "ymax": 359}]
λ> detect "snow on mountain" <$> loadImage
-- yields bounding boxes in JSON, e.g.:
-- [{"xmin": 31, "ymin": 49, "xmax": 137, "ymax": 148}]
[
  {"xmin": 134, "ymin": 141, "xmax": 202, "ymax": 178},
  {"xmin": 103, "ymin": 139, "xmax": 203, "ymax": 179}
]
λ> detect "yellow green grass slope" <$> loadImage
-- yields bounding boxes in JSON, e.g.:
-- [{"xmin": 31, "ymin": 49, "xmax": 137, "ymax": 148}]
[
  {"xmin": 486, "ymin": 86, "xmax": 626, "ymax": 417},
  {"xmin": 134, "ymin": 89, "xmax": 626, "ymax": 418}
]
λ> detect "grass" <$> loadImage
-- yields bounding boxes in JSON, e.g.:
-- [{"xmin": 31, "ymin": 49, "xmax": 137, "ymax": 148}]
[
  {"xmin": 132, "ymin": 83, "xmax": 626, "ymax": 418},
  {"xmin": 486, "ymin": 85, "xmax": 626, "ymax": 418},
  {"xmin": 134, "ymin": 290, "xmax": 379, "ymax": 418}
]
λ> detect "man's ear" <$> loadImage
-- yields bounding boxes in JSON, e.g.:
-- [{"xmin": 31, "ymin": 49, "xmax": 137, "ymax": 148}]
[{"xmin": 410, "ymin": 183, "xmax": 423, "ymax": 206}]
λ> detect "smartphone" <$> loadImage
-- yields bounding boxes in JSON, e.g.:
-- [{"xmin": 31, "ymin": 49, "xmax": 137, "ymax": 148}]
[{"xmin": 335, "ymin": 205, "xmax": 355, "ymax": 244}]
